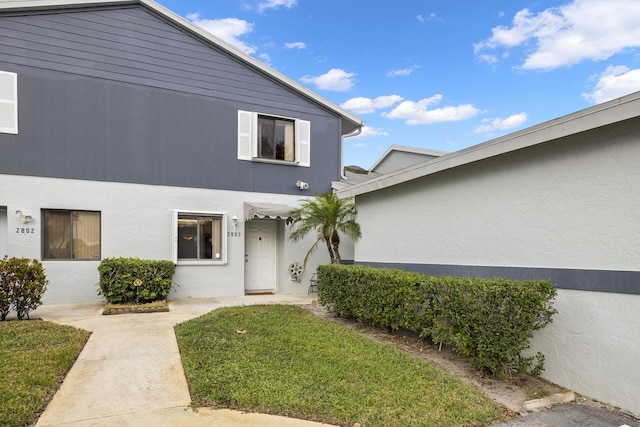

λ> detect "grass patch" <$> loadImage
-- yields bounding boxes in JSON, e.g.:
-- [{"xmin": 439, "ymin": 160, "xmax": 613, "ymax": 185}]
[
  {"xmin": 175, "ymin": 305, "xmax": 505, "ymax": 427},
  {"xmin": 0, "ymin": 321, "xmax": 90, "ymax": 427}
]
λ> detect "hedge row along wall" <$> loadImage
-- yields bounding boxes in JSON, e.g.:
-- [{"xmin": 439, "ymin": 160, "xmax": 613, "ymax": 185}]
[
  {"xmin": 317, "ymin": 264, "xmax": 557, "ymax": 379},
  {"xmin": 97, "ymin": 258, "xmax": 176, "ymax": 304}
]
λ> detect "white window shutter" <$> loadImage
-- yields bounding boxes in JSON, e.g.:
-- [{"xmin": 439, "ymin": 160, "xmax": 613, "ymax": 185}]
[
  {"xmin": 171, "ymin": 210, "xmax": 178, "ymax": 263},
  {"xmin": 0, "ymin": 71, "xmax": 17, "ymax": 134},
  {"xmin": 237, "ymin": 110, "xmax": 256, "ymax": 160},
  {"xmin": 296, "ymin": 119, "xmax": 310, "ymax": 167}
]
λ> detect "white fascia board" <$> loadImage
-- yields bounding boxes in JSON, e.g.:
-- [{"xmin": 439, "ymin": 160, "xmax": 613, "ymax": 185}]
[
  {"xmin": 338, "ymin": 91, "xmax": 640, "ymax": 198},
  {"xmin": 386, "ymin": 144, "xmax": 449, "ymax": 157},
  {"xmin": 0, "ymin": 0, "xmax": 364, "ymax": 135},
  {"xmin": 0, "ymin": 0, "xmax": 131, "ymax": 10}
]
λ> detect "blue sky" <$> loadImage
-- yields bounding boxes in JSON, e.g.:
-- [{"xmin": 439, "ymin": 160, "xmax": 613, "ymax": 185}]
[{"xmin": 159, "ymin": 0, "xmax": 640, "ymax": 168}]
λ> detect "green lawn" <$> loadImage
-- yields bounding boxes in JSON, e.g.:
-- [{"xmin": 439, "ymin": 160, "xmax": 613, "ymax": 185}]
[
  {"xmin": 175, "ymin": 304, "xmax": 505, "ymax": 427},
  {"xmin": 0, "ymin": 321, "xmax": 90, "ymax": 427}
]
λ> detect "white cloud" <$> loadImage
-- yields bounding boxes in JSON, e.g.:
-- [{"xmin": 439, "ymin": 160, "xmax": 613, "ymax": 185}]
[
  {"xmin": 384, "ymin": 94, "xmax": 479, "ymax": 125},
  {"xmin": 355, "ymin": 126, "xmax": 390, "ymax": 138},
  {"xmin": 474, "ymin": 112, "xmax": 528, "ymax": 133},
  {"xmin": 285, "ymin": 42, "xmax": 307, "ymax": 49},
  {"xmin": 187, "ymin": 14, "xmax": 256, "ymax": 54},
  {"xmin": 300, "ymin": 68, "xmax": 356, "ymax": 91},
  {"xmin": 417, "ymin": 13, "xmax": 441, "ymax": 23},
  {"xmin": 258, "ymin": 53, "xmax": 271, "ymax": 65},
  {"xmin": 341, "ymin": 95, "xmax": 403, "ymax": 114},
  {"xmin": 477, "ymin": 54, "xmax": 499, "ymax": 65},
  {"xmin": 583, "ymin": 65, "xmax": 640, "ymax": 104},
  {"xmin": 386, "ymin": 65, "xmax": 420, "ymax": 77},
  {"xmin": 475, "ymin": 0, "xmax": 640, "ymax": 70},
  {"xmin": 257, "ymin": 0, "xmax": 297, "ymax": 13}
]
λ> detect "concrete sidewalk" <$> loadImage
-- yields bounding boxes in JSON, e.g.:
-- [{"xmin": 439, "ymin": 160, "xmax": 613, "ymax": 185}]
[
  {"xmin": 29, "ymin": 295, "xmax": 640, "ymax": 427},
  {"xmin": 32, "ymin": 294, "xmax": 333, "ymax": 427}
]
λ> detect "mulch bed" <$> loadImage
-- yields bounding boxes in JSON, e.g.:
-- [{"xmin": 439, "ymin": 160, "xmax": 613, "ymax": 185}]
[{"xmin": 102, "ymin": 301, "xmax": 169, "ymax": 315}]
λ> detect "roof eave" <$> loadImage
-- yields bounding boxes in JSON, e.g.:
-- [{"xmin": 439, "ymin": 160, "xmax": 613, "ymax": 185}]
[{"xmin": 337, "ymin": 90, "xmax": 640, "ymax": 198}]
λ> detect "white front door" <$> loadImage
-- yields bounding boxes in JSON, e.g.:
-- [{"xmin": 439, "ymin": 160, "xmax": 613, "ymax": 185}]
[{"xmin": 245, "ymin": 220, "xmax": 276, "ymax": 292}]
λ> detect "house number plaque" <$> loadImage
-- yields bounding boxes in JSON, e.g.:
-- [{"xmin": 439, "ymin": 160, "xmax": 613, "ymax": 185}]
[
  {"xmin": 16, "ymin": 227, "xmax": 36, "ymax": 234},
  {"xmin": 227, "ymin": 231, "xmax": 241, "ymax": 237}
]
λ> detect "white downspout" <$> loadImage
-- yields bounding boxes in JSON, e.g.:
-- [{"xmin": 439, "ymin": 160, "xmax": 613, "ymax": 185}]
[{"xmin": 340, "ymin": 126, "xmax": 363, "ymax": 180}]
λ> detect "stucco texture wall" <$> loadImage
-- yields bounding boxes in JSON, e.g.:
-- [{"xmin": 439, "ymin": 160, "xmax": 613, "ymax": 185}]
[
  {"xmin": 353, "ymin": 118, "xmax": 640, "ymax": 414},
  {"xmin": 0, "ymin": 175, "xmax": 327, "ymax": 303}
]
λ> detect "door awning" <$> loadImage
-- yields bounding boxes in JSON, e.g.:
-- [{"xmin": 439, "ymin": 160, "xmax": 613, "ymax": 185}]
[{"xmin": 244, "ymin": 202, "xmax": 296, "ymax": 221}]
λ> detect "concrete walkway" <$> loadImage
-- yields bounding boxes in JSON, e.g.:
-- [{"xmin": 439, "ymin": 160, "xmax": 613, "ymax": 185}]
[{"xmin": 32, "ymin": 295, "xmax": 332, "ymax": 427}]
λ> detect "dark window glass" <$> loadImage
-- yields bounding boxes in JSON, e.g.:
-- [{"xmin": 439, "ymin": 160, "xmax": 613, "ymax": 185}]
[
  {"xmin": 258, "ymin": 116, "xmax": 295, "ymax": 161},
  {"xmin": 177, "ymin": 214, "xmax": 222, "ymax": 260}
]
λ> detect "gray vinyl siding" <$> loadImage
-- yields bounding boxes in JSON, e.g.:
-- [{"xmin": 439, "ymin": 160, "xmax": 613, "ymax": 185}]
[{"xmin": 0, "ymin": 5, "xmax": 341, "ymax": 193}]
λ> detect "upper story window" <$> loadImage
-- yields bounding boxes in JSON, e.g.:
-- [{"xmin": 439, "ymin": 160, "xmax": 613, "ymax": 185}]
[
  {"xmin": 0, "ymin": 71, "xmax": 17, "ymax": 134},
  {"xmin": 42, "ymin": 209, "xmax": 101, "ymax": 260},
  {"xmin": 238, "ymin": 110, "xmax": 310, "ymax": 167},
  {"xmin": 258, "ymin": 116, "xmax": 295, "ymax": 162},
  {"xmin": 171, "ymin": 211, "xmax": 227, "ymax": 265}
]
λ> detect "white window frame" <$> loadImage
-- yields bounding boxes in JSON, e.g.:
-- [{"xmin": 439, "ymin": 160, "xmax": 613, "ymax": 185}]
[
  {"xmin": 171, "ymin": 210, "xmax": 228, "ymax": 265},
  {"xmin": 238, "ymin": 110, "xmax": 310, "ymax": 167},
  {"xmin": 0, "ymin": 71, "xmax": 17, "ymax": 134}
]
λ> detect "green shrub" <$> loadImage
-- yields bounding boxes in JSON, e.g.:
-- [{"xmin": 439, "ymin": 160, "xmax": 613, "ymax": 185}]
[
  {"xmin": 0, "ymin": 257, "xmax": 49, "ymax": 320},
  {"xmin": 0, "ymin": 263, "xmax": 11, "ymax": 320},
  {"xmin": 318, "ymin": 264, "xmax": 557, "ymax": 379},
  {"xmin": 97, "ymin": 257, "xmax": 176, "ymax": 304}
]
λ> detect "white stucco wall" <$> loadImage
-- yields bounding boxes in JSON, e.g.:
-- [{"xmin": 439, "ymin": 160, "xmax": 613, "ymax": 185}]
[
  {"xmin": 0, "ymin": 174, "xmax": 328, "ymax": 303},
  {"xmin": 352, "ymin": 120, "xmax": 640, "ymax": 414},
  {"xmin": 529, "ymin": 289, "xmax": 640, "ymax": 414},
  {"xmin": 355, "ymin": 127, "xmax": 640, "ymax": 270}
]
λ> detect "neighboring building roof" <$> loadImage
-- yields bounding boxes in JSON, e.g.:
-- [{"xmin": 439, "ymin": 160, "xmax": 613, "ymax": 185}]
[
  {"xmin": 332, "ymin": 166, "xmax": 383, "ymax": 190},
  {"xmin": 368, "ymin": 145, "xmax": 448, "ymax": 173},
  {"xmin": 0, "ymin": 0, "xmax": 364, "ymax": 135},
  {"xmin": 337, "ymin": 90, "xmax": 640, "ymax": 197},
  {"xmin": 332, "ymin": 145, "xmax": 447, "ymax": 190}
]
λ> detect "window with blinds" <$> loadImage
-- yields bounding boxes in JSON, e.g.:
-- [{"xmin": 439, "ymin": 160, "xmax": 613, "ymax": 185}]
[{"xmin": 42, "ymin": 210, "xmax": 101, "ymax": 260}]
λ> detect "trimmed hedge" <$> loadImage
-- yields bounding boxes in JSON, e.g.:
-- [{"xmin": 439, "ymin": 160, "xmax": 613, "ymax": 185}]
[
  {"xmin": 317, "ymin": 264, "xmax": 557, "ymax": 379},
  {"xmin": 0, "ymin": 257, "xmax": 48, "ymax": 320},
  {"xmin": 97, "ymin": 257, "xmax": 176, "ymax": 304}
]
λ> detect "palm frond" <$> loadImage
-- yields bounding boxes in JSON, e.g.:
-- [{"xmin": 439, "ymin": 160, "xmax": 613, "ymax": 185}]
[{"xmin": 288, "ymin": 192, "xmax": 361, "ymax": 267}]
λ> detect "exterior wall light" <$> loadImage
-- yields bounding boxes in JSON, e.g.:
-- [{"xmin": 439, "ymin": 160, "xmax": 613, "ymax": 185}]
[
  {"xmin": 232, "ymin": 215, "xmax": 238, "ymax": 230},
  {"xmin": 296, "ymin": 180, "xmax": 309, "ymax": 190},
  {"xmin": 15, "ymin": 210, "xmax": 33, "ymax": 223}
]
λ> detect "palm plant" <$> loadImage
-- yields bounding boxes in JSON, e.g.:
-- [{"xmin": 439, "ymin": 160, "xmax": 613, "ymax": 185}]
[{"xmin": 289, "ymin": 192, "xmax": 361, "ymax": 267}]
